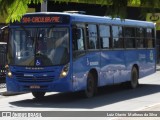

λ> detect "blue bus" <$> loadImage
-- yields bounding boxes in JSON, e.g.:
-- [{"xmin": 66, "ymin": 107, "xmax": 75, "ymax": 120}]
[{"xmin": 6, "ymin": 12, "xmax": 156, "ymax": 98}]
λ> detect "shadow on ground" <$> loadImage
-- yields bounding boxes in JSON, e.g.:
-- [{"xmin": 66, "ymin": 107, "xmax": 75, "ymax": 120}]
[{"xmin": 9, "ymin": 83, "xmax": 160, "ymax": 109}]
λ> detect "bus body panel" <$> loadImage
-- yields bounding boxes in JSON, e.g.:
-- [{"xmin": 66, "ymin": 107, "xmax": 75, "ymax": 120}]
[
  {"xmin": 125, "ymin": 49, "xmax": 156, "ymax": 79},
  {"xmin": 100, "ymin": 50, "xmax": 126, "ymax": 85},
  {"xmin": 72, "ymin": 51, "xmax": 101, "ymax": 91}
]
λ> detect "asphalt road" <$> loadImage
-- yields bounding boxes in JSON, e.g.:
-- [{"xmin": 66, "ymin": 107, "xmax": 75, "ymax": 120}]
[{"xmin": 0, "ymin": 68, "xmax": 160, "ymax": 120}]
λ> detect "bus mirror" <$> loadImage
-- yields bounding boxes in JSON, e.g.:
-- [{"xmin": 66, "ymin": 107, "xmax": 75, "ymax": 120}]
[
  {"xmin": 76, "ymin": 29, "xmax": 81, "ymax": 40},
  {"xmin": 72, "ymin": 28, "xmax": 81, "ymax": 40}
]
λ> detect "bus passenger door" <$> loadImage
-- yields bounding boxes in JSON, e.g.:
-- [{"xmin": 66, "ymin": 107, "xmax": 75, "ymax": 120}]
[{"xmin": 72, "ymin": 26, "xmax": 87, "ymax": 91}]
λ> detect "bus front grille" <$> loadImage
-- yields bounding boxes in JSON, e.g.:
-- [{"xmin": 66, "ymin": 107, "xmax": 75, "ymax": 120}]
[{"xmin": 15, "ymin": 74, "xmax": 55, "ymax": 82}]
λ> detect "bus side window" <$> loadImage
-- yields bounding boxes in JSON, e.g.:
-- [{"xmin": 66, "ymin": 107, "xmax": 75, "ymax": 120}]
[
  {"xmin": 146, "ymin": 28, "xmax": 154, "ymax": 48},
  {"xmin": 136, "ymin": 28, "xmax": 145, "ymax": 48},
  {"xmin": 72, "ymin": 27, "xmax": 85, "ymax": 51},
  {"xmin": 124, "ymin": 27, "xmax": 136, "ymax": 48},
  {"xmin": 77, "ymin": 28, "xmax": 85, "ymax": 50},
  {"xmin": 99, "ymin": 25, "xmax": 110, "ymax": 49},
  {"xmin": 112, "ymin": 26, "xmax": 123, "ymax": 48},
  {"xmin": 87, "ymin": 24, "xmax": 98, "ymax": 49}
]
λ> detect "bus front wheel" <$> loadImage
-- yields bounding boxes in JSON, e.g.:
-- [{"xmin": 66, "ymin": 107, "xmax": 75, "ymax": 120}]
[
  {"xmin": 129, "ymin": 67, "xmax": 139, "ymax": 89},
  {"xmin": 32, "ymin": 92, "xmax": 46, "ymax": 99},
  {"xmin": 84, "ymin": 72, "xmax": 97, "ymax": 98}
]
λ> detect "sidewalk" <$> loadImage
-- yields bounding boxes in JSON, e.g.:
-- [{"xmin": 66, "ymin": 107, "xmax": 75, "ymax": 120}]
[
  {"xmin": 0, "ymin": 83, "xmax": 23, "ymax": 96},
  {"xmin": 156, "ymin": 64, "xmax": 160, "ymax": 71},
  {"xmin": 112, "ymin": 103, "xmax": 160, "ymax": 120}
]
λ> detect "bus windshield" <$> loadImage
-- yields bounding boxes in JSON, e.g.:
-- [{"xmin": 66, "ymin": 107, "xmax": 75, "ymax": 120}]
[{"xmin": 8, "ymin": 27, "xmax": 69, "ymax": 66}]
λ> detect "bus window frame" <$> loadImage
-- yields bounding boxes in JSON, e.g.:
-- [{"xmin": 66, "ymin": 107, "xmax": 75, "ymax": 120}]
[
  {"xmin": 98, "ymin": 24, "xmax": 112, "ymax": 50},
  {"xmin": 135, "ymin": 27, "xmax": 146, "ymax": 49},
  {"xmin": 112, "ymin": 25, "xmax": 124, "ymax": 50},
  {"xmin": 72, "ymin": 23, "xmax": 87, "ymax": 59},
  {"xmin": 146, "ymin": 28, "xmax": 155, "ymax": 49},
  {"xmin": 86, "ymin": 23, "xmax": 99, "ymax": 50}
]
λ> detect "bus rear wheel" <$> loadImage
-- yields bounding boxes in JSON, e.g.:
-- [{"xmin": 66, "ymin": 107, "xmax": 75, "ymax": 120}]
[
  {"xmin": 84, "ymin": 72, "xmax": 97, "ymax": 98},
  {"xmin": 129, "ymin": 67, "xmax": 139, "ymax": 89},
  {"xmin": 32, "ymin": 92, "xmax": 46, "ymax": 99}
]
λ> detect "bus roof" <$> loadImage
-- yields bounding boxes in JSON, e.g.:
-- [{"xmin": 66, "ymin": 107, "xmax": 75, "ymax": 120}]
[{"xmin": 21, "ymin": 12, "xmax": 155, "ymax": 28}]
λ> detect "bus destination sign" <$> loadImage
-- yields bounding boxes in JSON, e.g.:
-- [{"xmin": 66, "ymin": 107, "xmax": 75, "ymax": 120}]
[
  {"xmin": 22, "ymin": 16, "xmax": 60, "ymax": 23},
  {"xmin": 19, "ymin": 15, "xmax": 70, "ymax": 24}
]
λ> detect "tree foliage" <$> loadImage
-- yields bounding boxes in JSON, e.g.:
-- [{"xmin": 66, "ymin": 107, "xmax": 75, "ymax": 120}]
[
  {"xmin": 0, "ymin": 0, "xmax": 43, "ymax": 23},
  {"xmin": 0, "ymin": 0, "xmax": 160, "ymax": 23}
]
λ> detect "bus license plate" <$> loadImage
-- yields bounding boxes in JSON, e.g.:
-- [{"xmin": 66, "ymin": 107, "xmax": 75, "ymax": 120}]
[{"xmin": 30, "ymin": 85, "xmax": 40, "ymax": 89}]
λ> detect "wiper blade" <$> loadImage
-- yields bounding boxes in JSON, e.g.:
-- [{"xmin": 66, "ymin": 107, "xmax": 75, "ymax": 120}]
[
  {"xmin": 20, "ymin": 25, "xmax": 30, "ymax": 36},
  {"xmin": 20, "ymin": 25, "xmax": 35, "ymax": 46}
]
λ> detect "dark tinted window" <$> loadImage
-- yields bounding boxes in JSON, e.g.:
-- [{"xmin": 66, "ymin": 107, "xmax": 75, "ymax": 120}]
[
  {"xmin": 136, "ymin": 28, "xmax": 145, "ymax": 48},
  {"xmin": 112, "ymin": 26, "xmax": 123, "ymax": 48},
  {"xmin": 146, "ymin": 28, "xmax": 154, "ymax": 48},
  {"xmin": 124, "ymin": 27, "xmax": 135, "ymax": 48}
]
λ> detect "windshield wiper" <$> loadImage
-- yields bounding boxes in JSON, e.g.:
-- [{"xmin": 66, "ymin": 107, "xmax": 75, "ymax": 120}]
[{"xmin": 20, "ymin": 25, "xmax": 35, "ymax": 47}]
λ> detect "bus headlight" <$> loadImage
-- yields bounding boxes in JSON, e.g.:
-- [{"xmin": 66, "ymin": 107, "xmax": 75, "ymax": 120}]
[
  {"xmin": 7, "ymin": 71, "xmax": 13, "ymax": 78},
  {"xmin": 5, "ymin": 65, "xmax": 13, "ymax": 78},
  {"xmin": 60, "ymin": 63, "xmax": 70, "ymax": 78}
]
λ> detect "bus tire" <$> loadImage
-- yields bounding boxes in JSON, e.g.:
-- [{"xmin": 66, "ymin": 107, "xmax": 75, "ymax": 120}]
[
  {"xmin": 84, "ymin": 72, "xmax": 97, "ymax": 98},
  {"xmin": 129, "ymin": 67, "xmax": 139, "ymax": 89},
  {"xmin": 32, "ymin": 92, "xmax": 46, "ymax": 99}
]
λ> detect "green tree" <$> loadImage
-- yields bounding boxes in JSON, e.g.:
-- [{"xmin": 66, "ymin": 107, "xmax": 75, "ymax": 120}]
[
  {"xmin": 0, "ymin": 0, "xmax": 160, "ymax": 23},
  {"xmin": 0, "ymin": 0, "xmax": 43, "ymax": 23}
]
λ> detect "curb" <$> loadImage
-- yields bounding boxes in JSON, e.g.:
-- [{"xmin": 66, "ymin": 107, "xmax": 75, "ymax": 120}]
[
  {"xmin": 110, "ymin": 103, "xmax": 160, "ymax": 120},
  {"xmin": 136, "ymin": 103, "xmax": 160, "ymax": 111},
  {"xmin": 1, "ymin": 92, "xmax": 22, "ymax": 96},
  {"xmin": 0, "ymin": 91, "xmax": 25, "ymax": 96}
]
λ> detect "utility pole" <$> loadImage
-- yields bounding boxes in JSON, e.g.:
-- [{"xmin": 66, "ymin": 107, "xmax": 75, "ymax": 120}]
[{"xmin": 41, "ymin": 0, "xmax": 48, "ymax": 12}]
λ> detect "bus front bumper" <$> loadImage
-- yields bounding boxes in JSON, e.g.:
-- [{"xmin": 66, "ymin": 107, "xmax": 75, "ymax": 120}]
[{"xmin": 6, "ymin": 77, "xmax": 73, "ymax": 93}]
